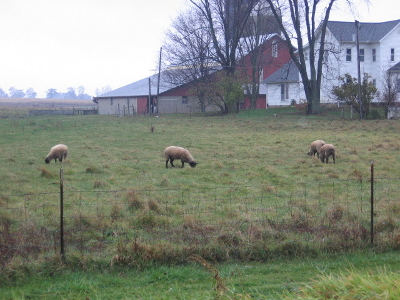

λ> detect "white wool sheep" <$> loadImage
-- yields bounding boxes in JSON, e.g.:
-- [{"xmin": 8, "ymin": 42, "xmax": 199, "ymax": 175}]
[
  {"xmin": 307, "ymin": 140, "xmax": 326, "ymax": 158},
  {"xmin": 164, "ymin": 146, "xmax": 197, "ymax": 168},
  {"xmin": 319, "ymin": 144, "xmax": 336, "ymax": 164},
  {"xmin": 45, "ymin": 144, "xmax": 68, "ymax": 164}
]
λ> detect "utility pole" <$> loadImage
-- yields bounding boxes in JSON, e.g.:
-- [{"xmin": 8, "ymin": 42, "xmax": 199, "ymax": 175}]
[
  {"xmin": 156, "ymin": 47, "xmax": 162, "ymax": 115},
  {"xmin": 148, "ymin": 78, "xmax": 151, "ymax": 115},
  {"xmin": 355, "ymin": 20, "xmax": 363, "ymax": 119}
]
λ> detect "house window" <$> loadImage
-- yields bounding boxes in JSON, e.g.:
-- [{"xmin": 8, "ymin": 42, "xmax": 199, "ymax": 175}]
[
  {"xmin": 373, "ymin": 79, "xmax": 376, "ymax": 87},
  {"xmin": 272, "ymin": 40, "xmax": 278, "ymax": 58},
  {"xmin": 280, "ymin": 83, "xmax": 288, "ymax": 101},
  {"xmin": 182, "ymin": 96, "xmax": 188, "ymax": 104},
  {"xmin": 372, "ymin": 49, "xmax": 376, "ymax": 62},
  {"xmin": 397, "ymin": 79, "xmax": 400, "ymax": 93},
  {"xmin": 110, "ymin": 98, "xmax": 113, "ymax": 105},
  {"xmin": 346, "ymin": 48, "xmax": 352, "ymax": 61},
  {"xmin": 391, "ymin": 48, "xmax": 395, "ymax": 61},
  {"xmin": 359, "ymin": 49, "xmax": 364, "ymax": 62}
]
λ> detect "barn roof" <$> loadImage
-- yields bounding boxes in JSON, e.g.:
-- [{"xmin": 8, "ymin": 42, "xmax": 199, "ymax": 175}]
[
  {"xmin": 327, "ymin": 19, "xmax": 400, "ymax": 42},
  {"xmin": 95, "ymin": 73, "xmax": 179, "ymax": 99}
]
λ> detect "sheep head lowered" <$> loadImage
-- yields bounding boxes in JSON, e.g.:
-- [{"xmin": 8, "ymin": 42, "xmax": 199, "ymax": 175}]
[
  {"xmin": 307, "ymin": 140, "xmax": 326, "ymax": 159},
  {"xmin": 45, "ymin": 144, "xmax": 68, "ymax": 164},
  {"xmin": 164, "ymin": 146, "xmax": 197, "ymax": 168},
  {"xmin": 319, "ymin": 144, "xmax": 336, "ymax": 164}
]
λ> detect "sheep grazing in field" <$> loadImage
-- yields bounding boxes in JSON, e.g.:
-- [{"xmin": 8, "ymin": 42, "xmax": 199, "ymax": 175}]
[
  {"xmin": 307, "ymin": 140, "xmax": 326, "ymax": 158},
  {"xmin": 319, "ymin": 144, "xmax": 336, "ymax": 164},
  {"xmin": 164, "ymin": 146, "xmax": 197, "ymax": 168},
  {"xmin": 44, "ymin": 144, "xmax": 68, "ymax": 164}
]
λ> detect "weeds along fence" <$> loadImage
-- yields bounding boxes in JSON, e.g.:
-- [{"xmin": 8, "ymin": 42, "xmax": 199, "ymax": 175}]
[{"xmin": 2, "ymin": 167, "xmax": 400, "ymax": 266}]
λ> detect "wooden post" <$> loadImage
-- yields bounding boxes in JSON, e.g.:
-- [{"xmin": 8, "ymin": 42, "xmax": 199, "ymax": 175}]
[
  {"xmin": 370, "ymin": 161, "xmax": 374, "ymax": 244},
  {"xmin": 60, "ymin": 168, "xmax": 65, "ymax": 261}
]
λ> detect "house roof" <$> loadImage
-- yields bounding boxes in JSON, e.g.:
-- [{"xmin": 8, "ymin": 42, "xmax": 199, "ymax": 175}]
[
  {"xmin": 262, "ymin": 60, "xmax": 299, "ymax": 84},
  {"xmin": 388, "ymin": 62, "xmax": 400, "ymax": 73},
  {"xmin": 95, "ymin": 73, "xmax": 179, "ymax": 98},
  {"xmin": 327, "ymin": 19, "xmax": 400, "ymax": 42}
]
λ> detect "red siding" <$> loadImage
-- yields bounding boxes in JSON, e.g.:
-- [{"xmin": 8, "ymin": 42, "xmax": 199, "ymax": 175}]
[
  {"xmin": 160, "ymin": 85, "xmax": 190, "ymax": 97},
  {"xmin": 137, "ymin": 96, "xmax": 148, "ymax": 114},
  {"xmin": 241, "ymin": 95, "xmax": 266, "ymax": 109},
  {"xmin": 238, "ymin": 36, "xmax": 292, "ymax": 81}
]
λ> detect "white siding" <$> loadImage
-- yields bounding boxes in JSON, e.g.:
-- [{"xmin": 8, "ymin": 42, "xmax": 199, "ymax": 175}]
[
  {"xmin": 266, "ymin": 82, "xmax": 303, "ymax": 106},
  {"xmin": 98, "ymin": 97, "xmax": 137, "ymax": 115}
]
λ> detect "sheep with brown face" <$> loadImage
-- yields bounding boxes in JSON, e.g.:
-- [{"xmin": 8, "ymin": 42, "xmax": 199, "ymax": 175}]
[
  {"xmin": 164, "ymin": 146, "xmax": 197, "ymax": 168},
  {"xmin": 307, "ymin": 140, "xmax": 326, "ymax": 158},
  {"xmin": 44, "ymin": 144, "xmax": 68, "ymax": 163},
  {"xmin": 319, "ymin": 144, "xmax": 336, "ymax": 164}
]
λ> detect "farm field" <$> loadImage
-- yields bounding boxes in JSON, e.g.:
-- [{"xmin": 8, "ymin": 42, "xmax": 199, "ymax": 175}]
[
  {"xmin": 1, "ymin": 107, "xmax": 400, "ymax": 298},
  {"xmin": 2, "ymin": 107, "xmax": 400, "ymax": 194}
]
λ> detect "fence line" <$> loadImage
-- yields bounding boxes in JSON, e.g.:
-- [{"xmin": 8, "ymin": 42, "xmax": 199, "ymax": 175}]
[{"xmin": 2, "ymin": 171, "xmax": 400, "ymax": 263}]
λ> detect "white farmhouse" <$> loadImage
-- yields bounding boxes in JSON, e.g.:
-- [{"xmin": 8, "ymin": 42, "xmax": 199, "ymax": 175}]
[{"xmin": 264, "ymin": 19, "xmax": 400, "ymax": 106}]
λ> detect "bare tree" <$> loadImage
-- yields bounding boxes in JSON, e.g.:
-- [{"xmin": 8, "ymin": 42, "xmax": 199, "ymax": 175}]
[
  {"xmin": 0, "ymin": 88, "xmax": 8, "ymax": 98},
  {"xmin": 95, "ymin": 85, "xmax": 112, "ymax": 97},
  {"xmin": 190, "ymin": 0, "xmax": 259, "ymax": 74},
  {"xmin": 379, "ymin": 71, "xmax": 399, "ymax": 118},
  {"xmin": 77, "ymin": 86, "xmax": 85, "ymax": 99},
  {"xmin": 264, "ymin": 0, "xmax": 358, "ymax": 114},
  {"xmin": 66, "ymin": 87, "xmax": 77, "ymax": 99},
  {"xmin": 238, "ymin": 2, "xmax": 281, "ymax": 109},
  {"xmin": 163, "ymin": 8, "xmax": 216, "ymax": 112},
  {"xmin": 165, "ymin": 0, "xmax": 277, "ymax": 113},
  {"xmin": 25, "ymin": 87, "xmax": 37, "ymax": 98},
  {"xmin": 9, "ymin": 87, "xmax": 25, "ymax": 98},
  {"xmin": 46, "ymin": 88, "xmax": 59, "ymax": 99},
  {"xmin": 188, "ymin": 0, "xmax": 260, "ymax": 113}
]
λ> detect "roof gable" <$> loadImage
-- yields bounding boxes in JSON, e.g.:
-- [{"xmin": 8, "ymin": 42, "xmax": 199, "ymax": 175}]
[
  {"xmin": 327, "ymin": 19, "xmax": 400, "ymax": 42},
  {"xmin": 388, "ymin": 62, "xmax": 400, "ymax": 73}
]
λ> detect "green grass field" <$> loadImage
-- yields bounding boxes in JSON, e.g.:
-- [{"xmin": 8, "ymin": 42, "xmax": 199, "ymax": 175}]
[
  {"xmin": 1, "ymin": 251, "xmax": 400, "ymax": 299},
  {"xmin": 1, "ymin": 107, "xmax": 400, "ymax": 298}
]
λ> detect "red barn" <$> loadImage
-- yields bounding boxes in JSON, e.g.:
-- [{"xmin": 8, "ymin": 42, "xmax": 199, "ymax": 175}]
[
  {"xmin": 238, "ymin": 34, "xmax": 292, "ymax": 109},
  {"xmin": 94, "ymin": 35, "xmax": 292, "ymax": 115}
]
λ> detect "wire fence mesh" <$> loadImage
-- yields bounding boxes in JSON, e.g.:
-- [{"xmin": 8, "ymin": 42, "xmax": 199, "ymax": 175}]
[{"xmin": 2, "ymin": 175, "xmax": 400, "ymax": 264}]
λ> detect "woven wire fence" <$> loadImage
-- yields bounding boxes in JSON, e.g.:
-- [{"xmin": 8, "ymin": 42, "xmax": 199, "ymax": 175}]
[{"xmin": 1, "ymin": 176, "xmax": 400, "ymax": 263}]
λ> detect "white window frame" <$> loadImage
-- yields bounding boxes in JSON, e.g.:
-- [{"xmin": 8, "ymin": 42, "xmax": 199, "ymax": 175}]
[
  {"xmin": 346, "ymin": 48, "xmax": 352, "ymax": 61},
  {"xmin": 359, "ymin": 48, "xmax": 364, "ymax": 62}
]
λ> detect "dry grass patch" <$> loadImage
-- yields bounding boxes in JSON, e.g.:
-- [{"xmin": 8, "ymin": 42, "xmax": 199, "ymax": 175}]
[{"xmin": 40, "ymin": 167, "xmax": 55, "ymax": 178}]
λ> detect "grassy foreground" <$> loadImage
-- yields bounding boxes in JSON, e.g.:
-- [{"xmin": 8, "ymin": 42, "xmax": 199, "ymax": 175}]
[{"xmin": 1, "ymin": 251, "xmax": 400, "ymax": 299}]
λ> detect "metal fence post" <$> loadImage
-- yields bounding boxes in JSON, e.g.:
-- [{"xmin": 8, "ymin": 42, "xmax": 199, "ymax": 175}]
[
  {"xmin": 60, "ymin": 167, "xmax": 65, "ymax": 261},
  {"xmin": 370, "ymin": 161, "xmax": 374, "ymax": 245}
]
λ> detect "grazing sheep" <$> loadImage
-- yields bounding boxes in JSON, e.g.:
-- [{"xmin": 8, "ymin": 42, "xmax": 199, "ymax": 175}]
[
  {"xmin": 164, "ymin": 146, "xmax": 197, "ymax": 168},
  {"xmin": 319, "ymin": 144, "xmax": 336, "ymax": 164},
  {"xmin": 307, "ymin": 140, "xmax": 326, "ymax": 158},
  {"xmin": 45, "ymin": 144, "xmax": 68, "ymax": 164}
]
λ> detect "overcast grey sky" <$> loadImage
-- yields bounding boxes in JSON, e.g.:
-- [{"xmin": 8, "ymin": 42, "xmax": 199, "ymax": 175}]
[{"xmin": 0, "ymin": 0, "xmax": 398, "ymax": 98}]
